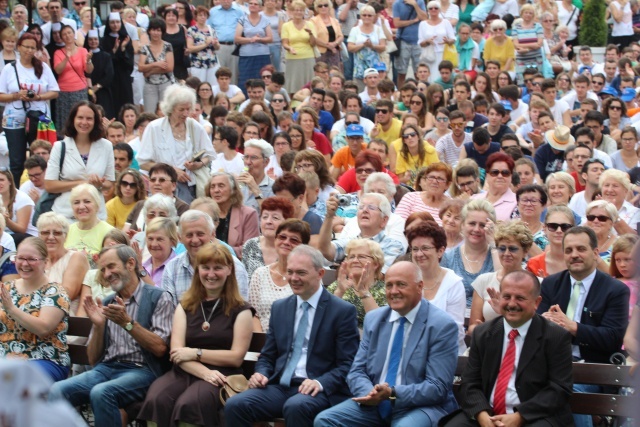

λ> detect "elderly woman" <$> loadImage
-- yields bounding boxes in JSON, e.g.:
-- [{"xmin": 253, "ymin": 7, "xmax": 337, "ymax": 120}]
[
  {"xmin": 36, "ymin": 212, "xmax": 89, "ymax": 316},
  {"xmin": 483, "ymin": 19, "xmax": 515, "ymax": 74},
  {"xmin": 418, "ymin": 1, "xmax": 455, "ymax": 83},
  {"xmin": 468, "ymin": 220, "xmax": 533, "ymax": 335},
  {"xmin": 248, "ymin": 219, "xmax": 310, "ymax": 332},
  {"xmin": 611, "ymin": 126, "xmax": 640, "ymax": 173},
  {"xmin": 235, "ymin": 0, "xmax": 273, "ymax": 95},
  {"xmin": 395, "ymin": 163, "xmax": 452, "ymax": 225},
  {"xmin": 527, "ymin": 205, "xmax": 575, "ymax": 278},
  {"xmin": 281, "ymin": 0, "xmax": 317, "ymax": 94},
  {"xmin": 242, "ymin": 197, "xmax": 295, "ymax": 280},
  {"xmin": 471, "ymin": 152, "xmax": 516, "ymax": 222},
  {"xmin": 139, "ymin": 18, "xmax": 175, "ymax": 115},
  {"xmin": 124, "ymin": 192, "xmax": 179, "ymax": 237},
  {"xmin": 141, "ymin": 217, "xmax": 179, "ymax": 287},
  {"xmin": 0, "ymin": 237, "xmax": 70, "ymax": 381},
  {"xmin": 45, "ymin": 101, "xmax": 115, "ymax": 222},
  {"xmin": 310, "ymin": 0, "xmax": 344, "ymax": 69},
  {"xmin": 137, "ymin": 84, "xmax": 216, "ymax": 204},
  {"xmin": 64, "ymin": 184, "xmax": 114, "ymax": 260},
  {"xmin": 207, "ymin": 172, "xmax": 260, "ymax": 258},
  {"xmin": 439, "ymin": 198, "xmax": 464, "ymax": 252},
  {"xmin": 327, "ymin": 239, "xmax": 386, "ymax": 328},
  {"xmin": 511, "ymin": 4, "xmax": 543, "ymax": 82},
  {"xmin": 514, "ymin": 184, "xmax": 548, "ymax": 254},
  {"xmin": 347, "ymin": 4, "xmax": 386, "ymax": 82},
  {"xmin": 407, "ymin": 221, "xmax": 466, "ymax": 353},
  {"xmin": 187, "ymin": 6, "xmax": 220, "ymax": 86},
  {"xmin": 53, "ymin": 25, "xmax": 92, "ymax": 135},
  {"xmin": 395, "ymin": 123, "xmax": 440, "ymax": 187},
  {"xmin": 585, "ymin": 200, "xmax": 618, "ymax": 264},
  {"xmin": 138, "ymin": 243, "xmax": 254, "ymax": 427},
  {"xmin": 106, "ymin": 169, "xmax": 146, "ymax": 230},
  {"xmin": 601, "ymin": 168, "xmax": 640, "ymax": 235},
  {"xmin": 441, "ymin": 199, "xmax": 499, "ymax": 308},
  {"xmin": 545, "ymin": 171, "xmax": 582, "ymax": 224}
]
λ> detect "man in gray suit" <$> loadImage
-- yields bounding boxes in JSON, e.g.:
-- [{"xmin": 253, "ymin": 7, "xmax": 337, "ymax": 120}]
[{"xmin": 314, "ymin": 261, "xmax": 459, "ymax": 427}]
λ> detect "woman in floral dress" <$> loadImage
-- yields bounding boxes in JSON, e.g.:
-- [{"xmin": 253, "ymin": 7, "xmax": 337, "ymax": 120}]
[{"xmin": 186, "ymin": 6, "xmax": 220, "ymax": 86}]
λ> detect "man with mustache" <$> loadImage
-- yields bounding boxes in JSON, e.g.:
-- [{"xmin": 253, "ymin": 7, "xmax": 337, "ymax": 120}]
[
  {"xmin": 440, "ymin": 269, "xmax": 574, "ymax": 427},
  {"xmin": 49, "ymin": 245, "xmax": 175, "ymax": 427},
  {"xmin": 538, "ymin": 226, "xmax": 629, "ymax": 427}
]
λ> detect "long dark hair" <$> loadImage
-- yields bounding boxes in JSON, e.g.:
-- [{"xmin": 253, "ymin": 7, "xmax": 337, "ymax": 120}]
[
  {"xmin": 176, "ymin": 0, "xmax": 193, "ymax": 25},
  {"xmin": 17, "ymin": 33, "xmax": 43, "ymax": 78},
  {"xmin": 26, "ymin": 24, "xmax": 44, "ymax": 50}
]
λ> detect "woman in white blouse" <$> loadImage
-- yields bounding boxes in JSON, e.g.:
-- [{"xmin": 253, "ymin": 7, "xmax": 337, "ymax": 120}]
[{"xmin": 418, "ymin": 0, "xmax": 455, "ymax": 82}]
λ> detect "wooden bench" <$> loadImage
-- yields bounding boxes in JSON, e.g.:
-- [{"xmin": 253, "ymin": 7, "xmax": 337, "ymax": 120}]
[{"xmin": 454, "ymin": 356, "xmax": 636, "ymax": 420}]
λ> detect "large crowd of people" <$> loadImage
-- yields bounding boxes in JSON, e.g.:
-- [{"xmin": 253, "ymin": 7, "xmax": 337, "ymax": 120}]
[{"xmin": 0, "ymin": 0, "xmax": 639, "ymax": 425}]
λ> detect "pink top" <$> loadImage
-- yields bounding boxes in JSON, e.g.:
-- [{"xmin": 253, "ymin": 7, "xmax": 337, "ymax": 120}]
[
  {"xmin": 471, "ymin": 188, "xmax": 517, "ymax": 222},
  {"xmin": 53, "ymin": 47, "xmax": 88, "ymax": 92},
  {"xmin": 395, "ymin": 191, "xmax": 446, "ymax": 226}
]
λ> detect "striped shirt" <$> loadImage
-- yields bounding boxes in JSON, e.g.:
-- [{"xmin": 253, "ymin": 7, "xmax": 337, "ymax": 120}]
[
  {"xmin": 435, "ymin": 132, "xmax": 472, "ymax": 168},
  {"xmin": 511, "ymin": 22, "xmax": 543, "ymax": 61},
  {"xmin": 395, "ymin": 191, "xmax": 448, "ymax": 226},
  {"xmin": 101, "ymin": 282, "xmax": 174, "ymax": 364}
]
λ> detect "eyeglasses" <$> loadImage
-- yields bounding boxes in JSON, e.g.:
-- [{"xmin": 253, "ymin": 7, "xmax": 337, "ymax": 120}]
[
  {"xmin": 317, "ymin": 3, "xmax": 330, "ymax": 7},
  {"xmin": 450, "ymin": 122, "xmax": 465, "ymax": 128},
  {"xmin": 519, "ymin": 198, "xmax": 541, "ymax": 206},
  {"xmin": 375, "ymin": 109, "xmax": 389, "ymax": 114},
  {"xmin": 347, "ymin": 135, "xmax": 364, "ymax": 140},
  {"xmin": 120, "ymin": 180, "xmax": 137, "ymax": 188},
  {"xmin": 244, "ymin": 130, "xmax": 260, "ymax": 137},
  {"xmin": 28, "ymin": 171, "xmax": 44, "ymax": 179},
  {"xmin": 272, "ymin": 98, "xmax": 284, "ymax": 103},
  {"xmin": 435, "ymin": 117, "xmax": 449, "ymax": 122},
  {"xmin": 11, "ymin": 255, "xmax": 43, "ymax": 264},
  {"xmin": 402, "ymin": 132, "xmax": 417, "ymax": 139},
  {"xmin": 546, "ymin": 223, "xmax": 573, "ymax": 232},
  {"xmin": 428, "ymin": 6, "xmax": 439, "ymax": 9},
  {"xmin": 592, "ymin": 80, "xmax": 604, "ymax": 85},
  {"xmin": 345, "ymin": 121, "xmax": 359, "ymax": 126},
  {"xmin": 346, "ymin": 254, "xmax": 374, "ymax": 261},
  {"xmin": 274, "ymin": 141, "xmax": 290, "ymax": 147},
  {"xmin": 294, "ymin": 163, "xmax": 314, "ymax": 172},
  {"xmin": 361, "ymin": 13, "xmax": 375, "ymax": 16},
  {"xmin": 609, "ymin": 105, "xmax": 622, "ymax": 110},
  {"xmin": 149, "ymin": 177, "xmax": 173, "ymax": 183},
  {"xmin": 457, "ymin": 180, "xmax": 475, "ymax": 189},
  {"xmin": 358, "ymin": 203, "xmax": 382, "ymax": 212},
  {"xmin": 497, "ymin": 245, "xmax": 520, "ymax": 254},
  {"xmin": 426, "ymin": 175, "xmax": 447, "ymax": 184},
  {"xmin": 586, "ymin": 214, "xmax": 611, "ymax": 222},
  {"xmin": 261, "ymin": 74, "xmax": 272, "ymax": 79},
  {"xmin": 39, "ymin": 230, "xmax": 64, "ymax": 237},
  {"xmin": 410, "ymin": 100, "xmax": 423, "ymax": 105},
  {"xmin": 244, "ymin": 155, "xmax": 265, "ymax": 162},
  {"xmin": 531, "ymin": 82, "xmax": 541, "ymax": 87},
  {"xmin": 356, "ymin": 168, "xmax": 375, "ymax": 175},
  {"xmin": 488, "ymin": 169, "xmax": 512, "ymax": 177},
  {"xmin": 411, "ymin": 245, "xmax": 436, "ymax": 253},
  {"xmin": 289, "ymin": 134, "xmax": 303, "ymax": 140},
  {"xmin": 199, "ymin": 88, "xmax": 212, "ymax": 92},
  {"xmin": 74, "ymin": 1, "xmax": 86, "ymax": 5}
]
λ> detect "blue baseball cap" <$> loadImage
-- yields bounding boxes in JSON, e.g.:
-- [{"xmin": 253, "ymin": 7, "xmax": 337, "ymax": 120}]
[
  {"xmin": 373, "ymin": 61, "xmax": 387, "ymax": 72},
  {"xmin": 499, "ymin": 100, "xmax": 512, "ymax": 112},
  {"xmin": 346, "ymin": 124, "xmax": 365, "ymax": 137},
  {"xmin": 598, "ymin": 86, "xmax": 619, "ymax": 97},
  {"xmin": 621, "ymin": 87, "xmax": 636, "ymax": 102}
]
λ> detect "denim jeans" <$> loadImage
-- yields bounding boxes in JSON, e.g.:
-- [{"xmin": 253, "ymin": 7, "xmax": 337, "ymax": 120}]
[
  {"xmin": 269, "ymin": 43, "xmax": 283, "ymax": 72},
  {"xmin": 48, "ymin": 361, "xmax": 157, "ymax": 427},
  {"xmin": 314, "ymin": 398, "xmax": 435, "ymax": 427},
  {"xmin": 343, "ymin": 43, "xmax": 354, "ymax": 81},
  {"xmin": 572, "ymin": 383, "xmax": 602, "ymax": 427},
  {"xmin": 5, "ymin": 127, "xmax": 27, "ymax": 185}
]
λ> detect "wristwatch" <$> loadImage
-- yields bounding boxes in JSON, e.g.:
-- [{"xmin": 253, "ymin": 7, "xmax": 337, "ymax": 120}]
[
  {"xmin": 359, "ymin": 292, "xmax": 371, "ymax": 300},
  {"xmin": 139, "ymin": 269, "xmax": 148, "ymax": 277},
  {"xmin": 196, "ymin": 348, "xmax": 202, "ymax": 361},
  {"xmin": 124, "ymin": 320, "xmax": 135, "ymax": 332},
  {"xmin": 389, "ymin": 386, "xmax": 396, "ymax": 405}
]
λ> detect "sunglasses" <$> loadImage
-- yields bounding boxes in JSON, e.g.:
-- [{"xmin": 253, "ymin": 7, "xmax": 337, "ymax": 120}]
[
  {"xmin": 74, "ymin": 1, "xmax": 86, "ymax": 4},
  {"xmin": 586, "ymin": 214, "xmax": 611, "ymax": 222},
  {"xmin": 402, "ymin": 132, "xmax": 418, "ymax": 139},
  {"xmin": 497, "ymin": 245, "xmax": 520, "ymax": 254},
  {"xmin": 375, "ymin": 109, "xmax": 389, "ymax": 114},
  {"xmin": 450, "ymin": 122, "xmax": 465, "ymax": 128},
  {"xmin": 546, "ymin": 223, "xmax": 573, "ymax": 232},
  {"xmin": 345, "ymin": 121, "xmax": 359, "ymax": 126},
  {"xmin": 272, "ymin": 98, "xmax": 285, "ymax": 103},
  {"xmin": 435, "ymin": 117, "xmax": 449, "ymax": 122},
  {"xmin": 120, "ymin": 180, "xmax": 137, "ymax": 189},
  {"xmin": 410, "ymin": 100, "xmax": 422, "ymax": 105},
  {"xmin": 488, "ymin": 169, "xmax": 511, "ymax": 177},
  {"xmin": 592, "ymin": 80, "xmax": 604, "ymax": 85},
  {"xmin": 317, "ymin": 3, "xmax": 330, "ymax": 7},
  {"xmin": 262, "ymin": 74, "xmax": 272, "ymax": 79},
  {"xmin": 609, "ymin": 105, "xmax": 622, "ymax": 110}
]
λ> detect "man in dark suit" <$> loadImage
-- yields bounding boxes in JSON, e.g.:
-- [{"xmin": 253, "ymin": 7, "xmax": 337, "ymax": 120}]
[
  {"xmin": 537, "ymin": 226, "xmax": 629, "ymax": 427},
  {"xmin": 441, "ymin": 270, "xmax": 574, "ymax": 427},
  {"xmin": 314, "ymin": 261, "xmax": 459, "ymax": 427},
  {"xmin": 224, "ymin": 245, "xmax": 360, "ymax": 426}
]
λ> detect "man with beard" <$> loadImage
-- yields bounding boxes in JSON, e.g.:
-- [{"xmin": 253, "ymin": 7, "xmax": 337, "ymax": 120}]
[{"xmin": 49, "ymin": 245, "xmax": 174, "ymax": 427}]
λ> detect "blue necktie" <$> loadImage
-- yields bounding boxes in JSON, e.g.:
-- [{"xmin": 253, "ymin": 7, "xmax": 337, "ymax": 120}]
[
  {"xmin": 280, "ymin": 301, "xmax": 310, "ymax": 387},
  {"xmin": 379, "ymin": 317, "xmax": 406, "ymax": 419}
]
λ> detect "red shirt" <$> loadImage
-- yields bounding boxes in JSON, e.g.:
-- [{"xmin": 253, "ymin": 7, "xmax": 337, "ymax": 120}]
[
  {"xmin": 570, "ymin": 171, "xmax": 586, "ymax": 193},
  {"xmin": 336, "ymin": 167, "xmax": 400, "ymax": 193},
  {"xmin": 311, "ymin": 131, "xmax": 333, "ymax": 155}
]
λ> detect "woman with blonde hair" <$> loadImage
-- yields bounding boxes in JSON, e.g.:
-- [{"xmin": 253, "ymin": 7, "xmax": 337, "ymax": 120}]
[
  {"xmin": 347, "ymin": 4, "xmax": 386, "ymax": 82},
  {"xmin": 394, "ymin": 123, "xmax": 440, "ymax": 187},
  {"xmin": 311, "ymin": 0, "xmax": 344, "ymax": 69},
  {"xmin": 527, "ymin": 205, "xmax": 575, "ymax": 278},
  {"xmin": 545, "ymin": 171, "xmax": 582, "ymax": 224},
  {"xmin": 281, "ymin": 0, "xmax": 317, "ymax": 94},
  {"xmin": 138, "ymin": 243, "xmax": 255, "ymax": 427},
  {"xmin": 600, "ymin": 168, "xmax": 640, "ymax": 235},
  {"xmin": 106, "ymin": 169, "xmax": 147, "ymax": 230},
  {"xmin": 483, "ymin": 19, "xmax": 515, "ymax": 74},
  {"xmin": 418, "ymin": 1, "xmax": 455, "ymax": 83},
  {"xmin": 64, "ymin": 183, "xmax": 114, "ymax": 258},
  {"xmin": 585, "ymin": 200, "xmax": 619, "ymax": 264}
]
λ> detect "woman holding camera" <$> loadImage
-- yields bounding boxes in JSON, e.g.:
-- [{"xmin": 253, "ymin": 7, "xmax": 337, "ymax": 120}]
[{"xmin": 0, "ymin": 33, "xmax": 58, "ymax": 184}]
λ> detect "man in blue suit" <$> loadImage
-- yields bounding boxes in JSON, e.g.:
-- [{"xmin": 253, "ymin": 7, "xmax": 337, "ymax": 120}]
[
  {"xmin": 314, "ymin": 261, "xmax": 459, "ymax": 427},
  {"xmin": 224, "ymin": 245, "xmax": 360, "ymax": 426}
]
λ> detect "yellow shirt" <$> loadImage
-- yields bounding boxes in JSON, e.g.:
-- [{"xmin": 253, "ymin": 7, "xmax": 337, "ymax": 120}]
[
  {"xmin": 65, "ymin": 221, "xmax": 114, "ymax": 256},
  {"xmin": 375, "ymin": 118, "xmax": 403, "ymax": 146},
  {"xmin": 19, "ymin": 169, "xmax": 28, "ymax": 186},
  {"xmin": 282, "ymin": 21, "xmax": 317, "ymax": 60},
  {"xmin": 106, "ymin": 196, "xmax": 137, "ymax": 230},
  {"xmin": 394, "ymin": 141, "xmax": 439, "ymax": 187},
  {"xmin": 483, "ymin": 37, "xmax": 516, "ymax": 72}
]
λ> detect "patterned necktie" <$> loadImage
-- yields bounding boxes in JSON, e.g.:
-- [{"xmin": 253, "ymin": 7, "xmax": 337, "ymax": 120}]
[
  {"xmin": 279, "ymin": 301, "xmax": 310, "ymax": 387},
  {"xmin": 565, "ymin": 281, "xmax": 582, "ymax": 321},
  {"xmin": 493, "ymin": 329, "xmax": 519, "ymax": 415},
  {"xmin": 378, "ymin": 317, "xmax": 406, "ymax": 419}
]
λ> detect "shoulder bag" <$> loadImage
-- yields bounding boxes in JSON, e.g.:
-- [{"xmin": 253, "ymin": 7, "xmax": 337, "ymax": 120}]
[
  {"xmin": 12, "ymin": 64, "xmax": 50, "ymax": 144},
  {"xmin": 32, "ymin": 140, "xmax": 65, "ymax": 226},
  {"xmin": 186, "ymin": 118, "xmax": 211, "ymax": 199},
  {"xmin": 219, "ymin": 374, "xmax": 249, "ymax": 405}
]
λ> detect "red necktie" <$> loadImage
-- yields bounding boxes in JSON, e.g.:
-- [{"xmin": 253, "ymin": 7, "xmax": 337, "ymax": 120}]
[{"xmin": 493, "ymin": 329, "xmax": 519, "ymax": 415}]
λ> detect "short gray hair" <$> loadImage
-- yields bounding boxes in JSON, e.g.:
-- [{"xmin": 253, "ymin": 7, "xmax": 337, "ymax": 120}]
[
  {"xmin": 36, "ymin": 212, "xmax": 70, "ymax": 235},
  {"xmin": 99, "ymin": 244, "xmax": 141, "ymax": 278},
  {"xmin": 143, "ymin": 194, "xmax": 178, "ymax": 221},
  {"xmin": 160, "ymin": 84, "xmax": 197, "ymax": 117},
  {"xmin": 364, "ymin": 173, "xmax": 396, "ymax": 198},
  {"xmin": 491, "ymin": 19, "xmax": 507, "ymax": 30},
  {"xmin": 13, "ymin": 4, "xmax": 27, "ymax": 13},
  {"xmin": 244, "ymin": 138, "xmax": 274, "ymax": 158},
  {"xmin": 178, "ymin": 209, "xmax": 215, "ymax": 235},
  {"xmin": 289, "ymin": 245, "xmax": 325, "ymax": 271},
  {"xmin": 586, "ymin": 200, "xmax": 619, "ymax": 222},
  {"xmin": 360, "ymin": 192, "xmax": 392, "ymax": 218},
  {"xmin": 70, "ymin": 183, "xmax": 101, "ymax": 207}
]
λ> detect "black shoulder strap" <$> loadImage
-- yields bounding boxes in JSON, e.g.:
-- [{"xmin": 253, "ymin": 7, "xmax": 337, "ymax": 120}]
[
  {"xmin": 59, "ymin": 140, "xmax": 66, "ymax": 177},
  {"xmin": 12, "ymin": 64, "xmax": 28, "ymax": 111}
]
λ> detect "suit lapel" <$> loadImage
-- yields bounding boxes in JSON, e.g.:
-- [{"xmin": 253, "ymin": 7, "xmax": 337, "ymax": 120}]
[
  {"xmin": 580, "ymin": 271, "xmax": 601, "ymax": 322},
  {"xmin": 516, "ymin": 315, "xmax": 542, "ymax": 377},
  {"xmin": 307, "ymin": 288, "xmax": 329, "ymax": 356},
  {"xmin": 400, "ymin": 301, "xmax": 428, "ymax": 375},
  {"xmin": 484, "ymin": 319, "xmax": 505, "ymax": 389},
  {"xmin": 284, "ymin": 295, "xmax": 297, "ymax": 354}
]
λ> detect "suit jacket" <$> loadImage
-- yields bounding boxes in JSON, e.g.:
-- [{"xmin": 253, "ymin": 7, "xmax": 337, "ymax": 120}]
[
  {"xmin": 460, "ymin": 315, "xmax": 574, "ymax": 426},
  {"xmin": 347, "ymin": 300, "xmax": 459, "ymax": 420},
  {"xmin": 228, "ymin": 205, "xmax": 259, "ymax": 258},
  {"xmin": 256, "ymin": 288, "xmax": 359, "ymax": 400},
  {"xmin": 537, "ymin": 270, "xmax": 630, "ymax": 363}
]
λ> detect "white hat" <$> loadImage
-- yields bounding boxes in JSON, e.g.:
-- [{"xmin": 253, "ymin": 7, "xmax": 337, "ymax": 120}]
[
  {"xmin": 545, "ymin": 125, "xmax": 575, "ymax": 152},
  {"xmin": 363, "ymin": 68, "xmax": 379, "ymax": 78},
  {"xmin": 109, "ymin": 12, "xmax": 121, "ymax": 21},
  {"xmin": 88, "ymin": 29, "xmax": 99, "ymax": 38}
]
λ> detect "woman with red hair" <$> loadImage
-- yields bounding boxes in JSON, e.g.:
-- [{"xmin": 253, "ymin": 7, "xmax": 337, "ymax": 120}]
[
  {"xmin": 471, "ymin": 152, "xmax": 516, "ymax": 221},
  {"xmin": 335, "ymin": 150, "xmax": 399, "ymax": 195},
  {"xmin": 395, "ymin": 162, "xmax": 452, "ymax": 225}
]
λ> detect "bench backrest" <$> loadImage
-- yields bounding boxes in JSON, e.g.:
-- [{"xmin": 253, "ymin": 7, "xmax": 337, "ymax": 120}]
[{"xmin": 67, "ymin": 316, "xmax": 93, "ymax": 366}]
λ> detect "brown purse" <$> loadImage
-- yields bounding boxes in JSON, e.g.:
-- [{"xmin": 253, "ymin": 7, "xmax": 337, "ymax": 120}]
[{"xmin": 219, "ymin": 374, "xmax": 249, "ymax": 406}]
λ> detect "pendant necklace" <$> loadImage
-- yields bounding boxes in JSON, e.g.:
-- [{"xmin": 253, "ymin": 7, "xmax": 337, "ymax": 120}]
[{"xmin": 200, "ymin": 298, "xmax": 221, "ymax": 332}]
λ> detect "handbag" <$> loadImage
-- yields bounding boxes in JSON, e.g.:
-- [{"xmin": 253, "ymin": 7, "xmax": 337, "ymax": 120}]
[
  {"xmin": 219, "ymin": 374, "xmax": 249, "ymax": 406},
  {"xmin": 32, "ymin": 140, "xmax": 65, "ymax": 226},
  {"xmin": 443, "ymin": 43, "xmax": 458, "ymax": 68},
  {"xmin": 339, "ymin": 42, "xmax": 349, "ymax": 62},
  {"xmin": 385, "ymin": 39, "xmax": 398, "ymax": 54},
  {"xmin": 13, "ymin": 64, "xmax": 49, "ymax": 144},
  {"xmin": 420, "ymin": 43, "xmax": 436, "ymax": 63},
  {"xmin": 232, "ymin": 32, "xmax": 242, "ymax": 57},
  {"xmin": 186, "ymin": 118, "xmax": 211, "ymax": 199}
]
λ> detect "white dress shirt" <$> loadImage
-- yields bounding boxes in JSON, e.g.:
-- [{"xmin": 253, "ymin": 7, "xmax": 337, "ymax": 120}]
[
  {"xmin": 379, "ymin": 301, "xmax": 421, "ymax": 386},
  {"xmin": 569, "ymin": 268, "xmax": 597, "ymax": 359},
  {"xmin": 292, "ymin": 284, "xmax": 324, "ymax": 384},
  {"xmin": 490, "ymin": 318, "xmax": 532, "ymax": 414}
]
